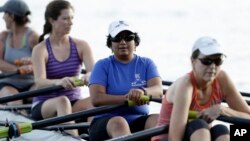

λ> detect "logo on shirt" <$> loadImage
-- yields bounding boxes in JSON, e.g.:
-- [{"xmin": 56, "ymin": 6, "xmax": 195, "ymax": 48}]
[{"xmin": 131, "ymin": 74, "xmax": 146, "ymax": 87}]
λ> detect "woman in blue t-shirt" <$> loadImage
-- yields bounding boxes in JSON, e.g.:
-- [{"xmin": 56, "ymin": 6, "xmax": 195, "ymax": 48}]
[{"xmin": 88, "ymin": 20, "xmax": 163, "ymax": 141}]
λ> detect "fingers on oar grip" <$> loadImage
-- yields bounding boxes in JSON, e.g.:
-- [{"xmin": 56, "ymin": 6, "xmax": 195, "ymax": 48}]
[
  {"xmin": 72, "ymin": 78, "xmax": 84, "ymax": 86},
  {"xmin": 14, "ymin": 59, "xmax": 32, "ymax": 66},
  {"xmin": 127, "ymin": 95, "xmax": 151, "ymax": 106},
  {"xmin": 18, "ymin": 68, "xmax": 27, "ymax": 75},
  {"xmin": 188, "ymin": 111, "xmax": 198, "ymax": 119},
  {"xmin": 14, "ymin": 60, "xmax": 23, "ymax": 66}
]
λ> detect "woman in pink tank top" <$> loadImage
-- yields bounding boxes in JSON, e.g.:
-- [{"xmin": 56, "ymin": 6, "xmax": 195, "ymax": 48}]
[{"xmin": 152, "ymin": 36, "xmax": 250, "ymax": 141}]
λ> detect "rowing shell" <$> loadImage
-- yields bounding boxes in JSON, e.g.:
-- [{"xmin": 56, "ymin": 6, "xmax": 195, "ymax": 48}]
[{"xmin": 0, "ymin": 110, "xmax": 84, "ymax": 141}]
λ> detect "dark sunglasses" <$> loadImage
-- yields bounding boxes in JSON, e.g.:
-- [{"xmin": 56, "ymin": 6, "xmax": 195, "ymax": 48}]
[
  {"xmin": 111, "ymin": 34, "xmax": 135, "ymax": 42},
  {"xmin": 198, "ymin": 58, "xmax": 223, "ymax": 66}
]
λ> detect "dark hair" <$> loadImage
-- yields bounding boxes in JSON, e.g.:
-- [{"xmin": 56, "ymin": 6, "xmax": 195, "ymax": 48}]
[
  {"xmin": 191, "ymin": 49, "xmax": 200, "ymax": 59},
  {"xmin": 39, "ymin": 0, "xmax": 73, "ymax": 42},
  {"xmin": 106, "ymin": 32, "xmax": 140, "ymax": 48},
  {"xmin": 6, "ymin": 12, "xmax": 30, "ymax": 26}
]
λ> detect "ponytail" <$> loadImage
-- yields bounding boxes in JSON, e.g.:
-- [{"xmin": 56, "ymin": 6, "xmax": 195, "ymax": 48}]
[{"xmin": 38, "ymin": 21, "xmax": 52, "ymax": 42}]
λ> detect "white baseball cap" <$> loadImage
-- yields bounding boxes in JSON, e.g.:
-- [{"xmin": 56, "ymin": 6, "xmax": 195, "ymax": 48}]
[
  {"xmin": 192, "ymin": 36, "xmax": 226, "ymax": 56},
  {"xmin": 108, "ymin": 20, "xmax": 135, "ymax": 38}
]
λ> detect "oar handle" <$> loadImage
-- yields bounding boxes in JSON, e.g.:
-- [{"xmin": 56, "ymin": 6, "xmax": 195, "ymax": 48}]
[
  {"xmin": 127, "ymin": 95, "xmax": 162, "ymax": 106},
  {"xmin": 72, "ymin": 77, "xmax": 85, "ymax": 86},
  {"xmin": 0, "ymin": 123, "xmax": 32, "ymax": 139},
  {"xmin": 188, "ymin": 111, "xmax": 198, "ymax": 119},
  {"xmin": 127, "ymin": 95, "xmax": 152, "ymax": 106}
]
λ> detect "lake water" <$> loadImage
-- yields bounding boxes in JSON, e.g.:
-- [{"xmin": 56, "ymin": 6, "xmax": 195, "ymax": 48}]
[{"xmin": 1, "ymin": 0, "xmax": 250, "ymax": 125}]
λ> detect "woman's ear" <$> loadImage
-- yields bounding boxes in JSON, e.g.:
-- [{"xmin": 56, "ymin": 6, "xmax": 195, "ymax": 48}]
[
  {"xmin": 48, "ymin": 17, "xmax": 54, "ymax": 25},
  {"xmin": 191, "ymin": 58, "xmax": 195, "ymax": 65}
]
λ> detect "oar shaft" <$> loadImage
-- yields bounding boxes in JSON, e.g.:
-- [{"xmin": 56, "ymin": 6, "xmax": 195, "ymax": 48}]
[
  {"xmin": 217, "ymin": 115, "xmax": 250, "ymax": 125},
  {"xmin": 0, "ymin": 78, "xmax": 83, "ymax": 103},
  {"xmin": 41, "ymin": 122, "xmax": 90, "ymax": 131},
  {"xmin": 32, "ymin": 103, "xmax": 126, "ymax": 129},
  {"xmin": 0, "ymin": 85, "xmax": 63, "ymax": 103},
  {"xmin": 0, "ymin": 71, "xmax": 19, "ymax": 79},
  {"xmin": 151, "ymin": 97, "xmax": 162, "ymax": 103},
  {"xmin": 0, "ymin": 104, "xmax": 32, "ymax": 110},
  {"xmin": 106, "ymin": 125, "xmax": 169, "ymax": 141},
  {"xmin": 162, "ymin": 81, "xmax": 172, "ymax": 86},
  {"xmin": 189, "ymin": 111, "xmax": 250, "ymax": 125}
]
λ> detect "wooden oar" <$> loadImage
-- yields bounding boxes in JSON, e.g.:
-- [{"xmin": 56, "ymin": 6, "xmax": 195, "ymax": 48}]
[
  {"xmin": 162, "ymin": 80, "xmax": 250, "ymax": 98},
  {"xmin": 0, "ymin": 79, "xmax": 84, "ymax": 103},
  {"xmin": 0, "ymin": 95, "xmax": 154, "ymax": 139}
]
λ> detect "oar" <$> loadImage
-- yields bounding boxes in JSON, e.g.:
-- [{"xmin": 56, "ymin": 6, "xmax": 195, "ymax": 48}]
[
  {"xmin": 0, "ymin": 95, "xmax": 154, "ymax": 139},
  {"xmin": 162, "ymin": 80, "xmax": 172, "ymax": 86},
  {"xmin": 0, "ymin": 104, "xmax": 32, "ymax": 111},
  {"xmin": 41, "ymin": 122, "xmax": 90, "ymax": 131},
  {"xmin": 0, "ymin": 71, "xmax": 19, "ymax": 79},
  {"xmin": 162, "ymin": 80, "xmax": 250, "ymax": 98},
  {"xmin": 0, "ymin": 78, "xmax": 84, "ymax": 103},
  {"xmin": 106, "ymin": 125, "xmax": 169, "ymax": 141},
  {"xmin": 189, "ymin": 111, "xmax": 250, "ymax": 125},
  {"xmin": 0, "ymin": 69, "xmax": 87, "ymax": 79},
  {"xmin": 148, "ymin": 96, "xmax": 250, "ymax": 106}
]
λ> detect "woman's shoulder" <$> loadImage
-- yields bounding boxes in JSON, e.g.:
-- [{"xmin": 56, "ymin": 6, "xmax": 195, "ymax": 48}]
[
  {"xmin": 70, "ymin": 37, "xmax": 90, "ymax": 48},
  {"xmin": 28, "ymin": 29, "xmax": 39, "ymax": 48},
  {"xmin": 170, "ymin": 74, "xmax": 193, "ymax": 91},
  {"xmin": 0, "ymin": 30, "xmax": 9, "ymax": 41},
  {"xmin": 33, "ymin": 41, "xmax": 47, "ymax": 52},
  {"xmin": 217, "ymin": 70, "xmax": 231, "ymax": 86},
  {"xmin": 175, "ymin": 74, "xmax": 191, "ymax": 86}
]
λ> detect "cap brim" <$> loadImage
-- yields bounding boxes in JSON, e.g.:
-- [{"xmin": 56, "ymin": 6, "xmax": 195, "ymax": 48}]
[{"xmin": 110, "ymin": 26, "xmax": 134, "ymax": 38}]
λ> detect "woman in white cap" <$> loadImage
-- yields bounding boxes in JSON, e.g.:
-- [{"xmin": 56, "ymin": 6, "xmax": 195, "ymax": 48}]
[
  {"xmin": 88, "ymin": 20, "xmax": 163, "ymax": 141},
  {"xmin": 152, "ymin": 37, "xmax": 250, "ymax": 141},
  {"xmin": 0, "ymin": 0, "xmax": 39, "ymax": 105}
]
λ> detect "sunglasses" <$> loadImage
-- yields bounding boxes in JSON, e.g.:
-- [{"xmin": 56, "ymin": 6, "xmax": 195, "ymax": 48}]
[
  {"xmin": 198, "ymin": 58, "xmax": 223, "ymax": 66},
  {"xmin": 111, "ymin": 34, "xmax": 135, "ymax": 42}
]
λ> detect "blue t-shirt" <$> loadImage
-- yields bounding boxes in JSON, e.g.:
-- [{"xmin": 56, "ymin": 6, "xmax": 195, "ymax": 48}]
[{"xmin": 89, "ymin": 54, "xmax": 160, "ymax": 123}]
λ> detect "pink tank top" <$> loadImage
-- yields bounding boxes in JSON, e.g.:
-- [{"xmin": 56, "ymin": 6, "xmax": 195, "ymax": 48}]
[{"xmin": 151, "ymin": 71, "xmax": 224, "ymax": 141}]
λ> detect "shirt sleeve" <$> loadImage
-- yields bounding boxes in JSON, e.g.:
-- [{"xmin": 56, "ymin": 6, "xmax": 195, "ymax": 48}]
[
  {"xmin": 89, "ymin": 59, "xmax": 108, "ymax": 87},
  {"xmin": 146, "ymin": 57, "xmax": 160, "ymax": 80}
]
